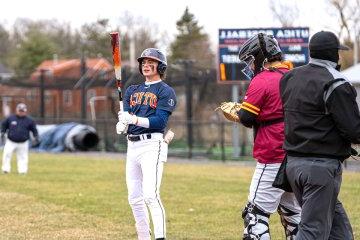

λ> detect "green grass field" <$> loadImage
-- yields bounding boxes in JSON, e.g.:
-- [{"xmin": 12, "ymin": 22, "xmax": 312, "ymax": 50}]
[{"xmin": 0, "ymin": 152, "xmax": 358, "ymax": 239}]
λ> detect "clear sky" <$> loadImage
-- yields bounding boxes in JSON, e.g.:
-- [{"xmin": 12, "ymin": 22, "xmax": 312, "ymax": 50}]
[{"xmin": 0, "ymin": 0, "xmax": 340, "ymax": 48}]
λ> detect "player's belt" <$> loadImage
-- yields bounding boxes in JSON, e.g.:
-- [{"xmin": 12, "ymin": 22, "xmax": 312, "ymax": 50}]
[{"xmin": 127, "ymin": 134, "xmax": 152, "ymax": 142}]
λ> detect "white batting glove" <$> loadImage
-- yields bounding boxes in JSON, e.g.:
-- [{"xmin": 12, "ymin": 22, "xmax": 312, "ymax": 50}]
[
  {"xmin": 119, "ymin": 111, "xmax": 137, "ymax": 125},
  {"xmin": 116, "ymin": 121, "xmax": 128, "ymax": 135}
]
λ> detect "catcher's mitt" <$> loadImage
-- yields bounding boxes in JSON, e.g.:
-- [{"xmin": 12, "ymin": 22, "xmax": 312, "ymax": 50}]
[{"xmin": 215, "ymin": 102, "xmax": 242, "ymax": 122}]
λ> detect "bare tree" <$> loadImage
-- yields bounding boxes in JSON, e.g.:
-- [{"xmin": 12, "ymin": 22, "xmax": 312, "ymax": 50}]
[
  {"xmin": 327, "ymin": 0, "xmax": 352, "ymax": 39},
  {"xmin": 327, "ymin": 0, "xmax": 360, "ymax": 65},
  {"xmin": 269, "ymin": 0, "xmax": 299, "ymax": 27},
  {"xmin": 117, "ymin": 11, "xmax": 166, "ymax": 57},
  {"xmin": 0, "ymin": 23, "xmax": 11, "ymax": 65}
]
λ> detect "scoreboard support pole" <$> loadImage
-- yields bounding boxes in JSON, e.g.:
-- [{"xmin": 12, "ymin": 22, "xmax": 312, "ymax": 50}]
[{"xmin": 232, "ymin": 84, "xmax": 240, "ymax": 158}]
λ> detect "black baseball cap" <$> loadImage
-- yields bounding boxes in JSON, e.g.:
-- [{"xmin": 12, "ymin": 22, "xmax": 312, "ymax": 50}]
[{"xmin": 309, "ymin": 31, "xmax": 350, "ymax": 51}]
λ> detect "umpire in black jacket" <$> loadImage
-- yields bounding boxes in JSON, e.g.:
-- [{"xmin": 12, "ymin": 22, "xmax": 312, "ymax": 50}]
[{"xmin": 280, "ymin": 31, "xmax": 358, "ymax": 239}]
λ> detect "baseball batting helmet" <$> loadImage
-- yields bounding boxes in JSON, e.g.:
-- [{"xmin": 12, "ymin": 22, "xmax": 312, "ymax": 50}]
[
  {"xmin": 137, "ymin": 48, "xmax": 167, "ymax": 75},
  {"xmin": 238, "ymin": 33, "xmax": 282, "ymax": 77}
]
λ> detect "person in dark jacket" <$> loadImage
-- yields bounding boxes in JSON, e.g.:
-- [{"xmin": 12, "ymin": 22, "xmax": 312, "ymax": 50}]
[
  {"xmin": 280, "ymin": 31, "xmax": 357, "ymax": 240},
  {"xmin": 1, "ymin": 103, "xmax": 39, "ymax": 174}
]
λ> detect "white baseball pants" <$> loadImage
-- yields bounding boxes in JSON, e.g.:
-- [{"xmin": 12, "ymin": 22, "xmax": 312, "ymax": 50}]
[
  {"xmin": 248, "ymin": 162, "xmax": 300, "ymax": 214},
  {"xmin": 2, "ymin": 138, "xmax": 29, "ymax": 174},
  {"xmin": 126, "ymin": 133, "xmax": 168, "ymax": 240},
  {"xmin": 245, "ymin": 162, "xmax": 301, "ymax": 239}
]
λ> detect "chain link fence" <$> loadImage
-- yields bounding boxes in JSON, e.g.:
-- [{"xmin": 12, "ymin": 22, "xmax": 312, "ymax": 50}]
[{"xmin": 28, "ymin": 117, "xmax": 253, "ymax": 161}]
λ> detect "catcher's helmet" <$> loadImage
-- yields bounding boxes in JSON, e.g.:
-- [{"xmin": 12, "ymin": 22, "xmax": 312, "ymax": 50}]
[
  {"xmin": 238, "ymin": 33, "xmax": 282, "ymax": 76},
  {"xmin": 137, "ymin": 48, "xmax": 167, "ymax": 75}
]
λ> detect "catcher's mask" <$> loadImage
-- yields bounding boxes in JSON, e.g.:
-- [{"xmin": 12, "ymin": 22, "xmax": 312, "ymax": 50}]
[
  {"xmin": 240, "ymin": 55, "xmax": 255, "ymax": 80},
  {"xmin": 238, "ymin": 33, "xmax": 282, "ymax": 77},
  {"xmin": 137, "ymin": 48, "xmax": 167, "ymax": 75}
]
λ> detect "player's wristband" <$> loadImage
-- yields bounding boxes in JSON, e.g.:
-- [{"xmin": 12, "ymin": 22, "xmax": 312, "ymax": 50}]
[{"xmin": 135, "ymin": 116, "xmax": 150, "ymax": 128}]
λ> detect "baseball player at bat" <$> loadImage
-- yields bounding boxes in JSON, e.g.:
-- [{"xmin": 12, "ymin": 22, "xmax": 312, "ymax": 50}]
[
  {"xmin": 116, "ymin": 48, "xmax": 176, "ymax": 240},
  {"xmin": 236, "ymin": 33, "xmax": 300, "ymax": 240}
]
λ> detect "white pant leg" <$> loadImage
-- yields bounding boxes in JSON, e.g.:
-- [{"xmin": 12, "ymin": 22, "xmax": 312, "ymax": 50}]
[
  {"xmin": 142, "ymin": 161, "xmax": 165, "ymax": 238},
  {"xmin": 243, "ymin": 163, "xmax": 284, "ymax": 239},
  {"xmin": 126, "ymin": 142, "xmax": 150, "ymax": 240},
  {"xmin": 141, "ymin": 140, "xmax": 166, "ymax": 239},
  {"xmin": 16, "ymin": 141, "xmax": 29, "ymax": 174},
  {"xmin": 278, "ymin": 191, "xmax": 301, "ymax": 238},
  {"xmin": 246, "ymin": 162, "xmax": 301, "ymax": 239},
  {"xmin": 279, "ymin": 192, "xmax": 301, "ymax": 223},
  {"xmin": 248, "ymin": 162, "xmax": 284, "ymax": 213},
  {"xmin": 2, "ymin": 139, "xmax": 17, "ymax": 173}
]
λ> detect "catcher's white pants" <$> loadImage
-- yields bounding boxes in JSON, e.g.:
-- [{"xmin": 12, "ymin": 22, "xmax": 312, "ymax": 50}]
[
  {"xmin": 246, "ymin": 162, "xmax": 301, "ymax": 239},
  {"xmin": 248, "ymin": 162, "xmax": 300, "ymax": 213},
  {"xmin": 126, "ymin": 133, "xmax": 168, "ymax": 240},
  {"xmin": 2, "ymin": 138, "xmax": 29, "ymax": 174}
]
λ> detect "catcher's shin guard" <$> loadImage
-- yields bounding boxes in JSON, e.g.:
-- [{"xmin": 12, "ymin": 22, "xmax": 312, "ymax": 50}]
[
  {"xmin": 277, "ymin": 204, "xmax": 300, "ymax": 240},
  {"xmin": 242, "ymin": 202, "xmax": 270, "ymax": 240}
]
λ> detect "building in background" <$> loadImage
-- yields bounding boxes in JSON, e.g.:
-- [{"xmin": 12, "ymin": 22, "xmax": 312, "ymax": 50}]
[{"xmin": 0, "ymin": 58, "xmax": 118, "ymax": 120}]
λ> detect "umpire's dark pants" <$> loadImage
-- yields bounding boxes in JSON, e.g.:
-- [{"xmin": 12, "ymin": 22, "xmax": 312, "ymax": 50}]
[{"xmin": 286, "ymin": 156, "xmax": 353, "ymax": 240}]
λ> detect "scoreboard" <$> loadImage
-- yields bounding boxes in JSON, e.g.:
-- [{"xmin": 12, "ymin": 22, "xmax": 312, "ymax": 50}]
[{"xmin": 218, "ymin": 27, "xmax": 310, "ymax": 83}]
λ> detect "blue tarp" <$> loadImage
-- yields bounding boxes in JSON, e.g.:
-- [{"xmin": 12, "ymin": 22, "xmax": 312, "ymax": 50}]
[{"xmin": 34, "ymin": 122, "xmax": 78, "ymax": 153}]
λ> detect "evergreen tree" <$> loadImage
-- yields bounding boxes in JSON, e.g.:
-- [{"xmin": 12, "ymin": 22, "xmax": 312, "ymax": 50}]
[{"xmin": 170, "ymin": 7, "xmax": 214, "ymax": 68}]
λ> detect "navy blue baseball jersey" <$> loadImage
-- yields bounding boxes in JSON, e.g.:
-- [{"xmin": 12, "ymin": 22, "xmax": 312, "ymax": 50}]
[
  {"xmin": 1, "ymin": 115, "xmax": 38, "ymax": 142},
  {"xmin": 123, "ymin": 81, "xmax": 177, "ymax": 135}
]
